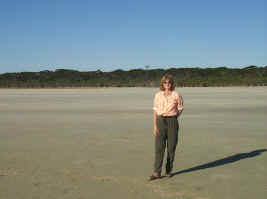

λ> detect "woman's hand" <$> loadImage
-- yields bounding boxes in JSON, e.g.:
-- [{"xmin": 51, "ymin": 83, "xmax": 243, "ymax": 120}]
[
  {"xmin": 153, "ymin": 126, "xmax": 159, "ymax": 136},
  {"xmin": 153, "ymin": 111, "xmax": 159, "ymax": 136}
]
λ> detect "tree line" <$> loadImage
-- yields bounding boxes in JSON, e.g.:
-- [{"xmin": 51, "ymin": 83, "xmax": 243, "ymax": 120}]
[{"xmin": 0, "ymin": 66, "xmax": 266, "ymax": 88}]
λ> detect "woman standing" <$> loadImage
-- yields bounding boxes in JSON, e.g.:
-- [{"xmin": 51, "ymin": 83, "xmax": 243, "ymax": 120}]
[{"xmin": 149, "ymin": 74, "xmax": 184, "ymax": 180}]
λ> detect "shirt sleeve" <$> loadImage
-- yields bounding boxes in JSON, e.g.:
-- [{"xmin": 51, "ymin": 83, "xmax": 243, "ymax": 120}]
[{"xmin": 153, "ymin": 93, "xmax": 159, "ymax": 113}]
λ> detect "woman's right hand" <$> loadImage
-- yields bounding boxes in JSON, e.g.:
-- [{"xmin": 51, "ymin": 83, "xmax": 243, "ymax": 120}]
[
  {"xmin": 153, "ymin": 111, "xmax": 159, "ymax": 136},
  {"xmin": 153, "ymin": 127, "xmax": 159, "ymax": 136}
]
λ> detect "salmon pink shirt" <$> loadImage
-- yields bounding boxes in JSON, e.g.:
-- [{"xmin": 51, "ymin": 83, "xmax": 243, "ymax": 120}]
[{"xmin": 153, "ymin": 91, "xmax": 184, "ymax": 116}]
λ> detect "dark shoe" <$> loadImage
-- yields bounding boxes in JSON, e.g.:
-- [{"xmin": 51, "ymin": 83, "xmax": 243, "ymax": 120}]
[
  {"xmin": 164, "ymin": 173, "xmax": 172, "ymax": 178},
  {"xmin": 148, "ymin": 173, "xmax": 161, "ymax": 181}
]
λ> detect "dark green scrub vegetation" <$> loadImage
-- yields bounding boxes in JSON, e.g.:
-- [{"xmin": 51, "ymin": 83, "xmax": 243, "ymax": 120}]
[{"xmin": 0, "ymin": 66, "xmax": 266, "ymax": 88}]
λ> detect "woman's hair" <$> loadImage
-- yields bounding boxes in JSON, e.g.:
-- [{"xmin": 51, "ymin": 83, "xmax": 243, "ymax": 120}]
[{"xmin": 160, "ymin": 74, "xmax": 176, "ymax": 91}]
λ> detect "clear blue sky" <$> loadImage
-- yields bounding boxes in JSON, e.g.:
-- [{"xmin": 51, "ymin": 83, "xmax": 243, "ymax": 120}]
[{"xmin": 1, "ymin": 0, "xmax": 266, "ymax": 73}]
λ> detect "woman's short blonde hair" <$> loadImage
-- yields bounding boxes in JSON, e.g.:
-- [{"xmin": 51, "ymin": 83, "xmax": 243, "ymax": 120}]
[{"xmin": 160, "ymin": 74, "xmax": 176, "ymax": 91}]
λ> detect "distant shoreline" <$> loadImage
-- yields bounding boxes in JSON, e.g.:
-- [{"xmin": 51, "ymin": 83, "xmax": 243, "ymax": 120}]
[
  {"xmin": 1, "ymin": 66, "xmax": 266, "ymax": 88},
  {"xmin": 1, "ymin": 85, "xmax": 267, "ymax": 90}
]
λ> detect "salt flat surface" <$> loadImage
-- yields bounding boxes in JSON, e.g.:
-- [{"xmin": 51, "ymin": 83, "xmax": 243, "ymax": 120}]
[{"xmin": 0, "ymin": 87, "xmax": 266, "ymax": 199}]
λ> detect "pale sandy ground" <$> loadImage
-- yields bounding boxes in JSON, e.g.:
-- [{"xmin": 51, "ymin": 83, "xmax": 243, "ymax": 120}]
[{"xmin": 0, "ymin": 87, "xmax": 266, "ymax": 199}]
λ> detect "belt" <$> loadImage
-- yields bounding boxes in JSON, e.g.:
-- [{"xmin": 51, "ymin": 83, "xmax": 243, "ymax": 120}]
[{"xmin": 160, "ymin": 115, "xmax": 177, "ymax": 118}]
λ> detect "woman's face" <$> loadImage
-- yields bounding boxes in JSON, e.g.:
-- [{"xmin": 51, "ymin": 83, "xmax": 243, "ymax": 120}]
[{"xmin": 163, "ymin": 79, "xmax": 172, "ymax": 90}]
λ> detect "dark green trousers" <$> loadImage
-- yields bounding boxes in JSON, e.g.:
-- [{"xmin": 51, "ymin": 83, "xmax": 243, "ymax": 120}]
[{"xmin": 154, "ymin": 115, "xmax": 179, "ymax": 174}]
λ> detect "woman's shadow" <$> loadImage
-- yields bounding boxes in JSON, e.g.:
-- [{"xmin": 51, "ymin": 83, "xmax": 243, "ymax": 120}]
[{"xmin": 172, "ymin": 149, "xmax": 267, "ymax": 177}]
